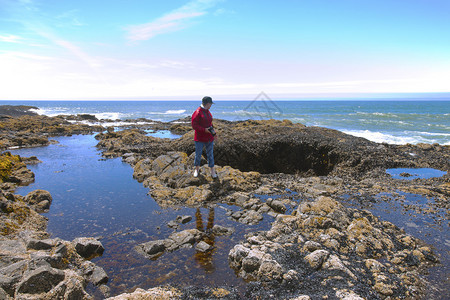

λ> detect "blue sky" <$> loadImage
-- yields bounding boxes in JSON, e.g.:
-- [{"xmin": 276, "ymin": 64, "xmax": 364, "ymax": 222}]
[{"xmin": 1, "ymin": 0, "xmax": 449, "ymax": 100}]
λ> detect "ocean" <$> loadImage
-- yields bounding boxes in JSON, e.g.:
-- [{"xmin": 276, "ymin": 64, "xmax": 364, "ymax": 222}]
[{"xmin": 1, "ymin": 99, "xmax": 449, "ymax": 145}]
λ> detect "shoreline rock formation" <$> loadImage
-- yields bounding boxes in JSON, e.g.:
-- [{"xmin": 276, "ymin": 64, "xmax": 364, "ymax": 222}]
[{"xmin": 0, "ymin": 106, "xmax": 448, "ymax": 299}]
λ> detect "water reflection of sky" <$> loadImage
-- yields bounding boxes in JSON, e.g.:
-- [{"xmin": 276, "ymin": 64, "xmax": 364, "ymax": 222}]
[
  {"xmin": 9, "ymin": 134, "xmax": 275, "ymax": 297},
  {"xmin": 145, "ymin": 129, "xmax": 182, "ymax": 139},
  {"xmin": 386, "ymin": 168, "xmax": 447, "ymax": 180}
]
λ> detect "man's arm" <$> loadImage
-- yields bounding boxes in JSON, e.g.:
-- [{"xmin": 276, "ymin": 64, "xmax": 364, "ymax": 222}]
[{"xmin": 191, "ymin": 109, "xmax": 207, "ymax": 132}]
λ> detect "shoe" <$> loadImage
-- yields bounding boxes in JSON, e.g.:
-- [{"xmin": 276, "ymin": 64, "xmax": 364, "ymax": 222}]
[
  {"xmin": 193, "ymin": 169, "xmax": 199, "ymax": 177},
  {"xmin": 211, "ymin": 170, "xmax": 217, "ymax": 178}
]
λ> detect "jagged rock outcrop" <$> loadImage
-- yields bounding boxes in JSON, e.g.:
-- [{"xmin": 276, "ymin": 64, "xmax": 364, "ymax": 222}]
[
  {"xmin": 96, "ymin": 119, "xmax": 449, "ymax": 180},
  {"xmin": 228, "ymin": 196, "xmax": 439, "ymax": 299}
]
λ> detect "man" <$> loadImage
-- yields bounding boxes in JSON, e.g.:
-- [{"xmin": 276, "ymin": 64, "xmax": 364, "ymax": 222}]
[{"xmin": 191, "ymin": 96, "xmax": 217, "ymax": 178}]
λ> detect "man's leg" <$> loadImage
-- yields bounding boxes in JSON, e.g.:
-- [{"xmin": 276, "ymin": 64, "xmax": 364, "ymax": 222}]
[
  {"xmin": 194, "ymin": 141, "xmax": 204, "ymax": 177},
  {"xmin": 205, "ymin": 141, "xmax": 217, "ymax": 178}
]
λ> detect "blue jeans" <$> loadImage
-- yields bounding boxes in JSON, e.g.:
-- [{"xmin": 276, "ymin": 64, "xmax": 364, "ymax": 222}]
[{"xmin": 194, "ymin": 141, "xmax": 214, "ymax": 168}]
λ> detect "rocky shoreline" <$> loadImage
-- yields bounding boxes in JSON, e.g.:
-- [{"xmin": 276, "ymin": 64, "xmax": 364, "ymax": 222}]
[{"xmin": 0, "ymin": 105, "xmax": 448, "ymax": 299}]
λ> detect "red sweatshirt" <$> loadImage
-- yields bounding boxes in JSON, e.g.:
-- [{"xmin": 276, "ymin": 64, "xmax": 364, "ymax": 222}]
[{"xmin": 191, "ymin": 106, "xmax": 214, "ymax": 142}]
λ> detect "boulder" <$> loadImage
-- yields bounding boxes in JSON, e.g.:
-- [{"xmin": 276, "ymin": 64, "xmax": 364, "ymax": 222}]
[
  {"xmin": 304, "ymin": 250, "xmax": 329, "ymax": 269},
  {"xmin": 140, "ymin": 240, "xmax": 166, "ymax": 258},
  {"xmin": 16, "ymin": 266, "xmax": 65, "ymax": 294},
  {"xmin": 164, "ymin": 229, "xmax": 203, "ymax": 251},
  {"xmin": 212, "ymin": 225, "xmax": 234, "ymax": 236},
  {"xmin": 73, "ymin": 237, "xmax": 104, "ymax": 259},
  {"xmin": 267, "ymin": 199, "xmax": 287, "ymax": 213},
  {"xmin": 228, "ymin": 245, "xmax": 250, "ymax": 269},
  {"xmin": 24, "ymin": 190, "xmax": 52, "ymax": 212},
  {"xmin": 257, "ymin": 259, "xmax": 283, "ymax": 280},
  {"xmin": 176, "ymin": 215, "xmax": 192, "ymax": 224},
  {"xmin": 26, "ymin": 238, "xmax": 57, "ymax": 250},
  {"xmin": 90, "ymin": 266, "xmax": 109, "ymax": 286}
]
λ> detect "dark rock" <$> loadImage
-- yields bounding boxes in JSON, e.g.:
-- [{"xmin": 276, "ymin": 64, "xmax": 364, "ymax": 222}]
[
  {"xmin": 16, "ymin": 266, "xmax": 65, "ymax": 294},
  {"xmin": 268, "ymin": 199, "xmax": 287, "ymax": 213},
  {"xmin": 54, "ymin": 243, "xmax": 68, "ymax": 256},
  {"xmin": 140, "ymin": 240, "xmax": 166, "ymax": 257},
  {"xmin": 176, "ymin": 215, "xmax": 192, "ymax": 224},
  {"xmin": 212, "ymin": 225, "xmax": 234, "ymax": 236},
  {"xmin": 73, "ymin": 237, "xmax": 104, "ymax": 259},
  {"xmin": 399, "ymin": 172, "xmax": 413, "ymax": 177},
  {"xmin": 77, "ymin": 114, "xmax": 98, "ymax": 121},
  {"xmin": 0, "ymin": 105, "xmax": 38, "ymax": 118},
  {"xmin": 242, "ymin": 255, "xmax": 261, "ymax": 273},
  {"xmin": 29, "ymin": 251, "xmax": 65, "ymax": 269},
  {"xmin": 0, "ymin": 274, "xmax": 18, "ymax": 297},
  {"xmin": 26, "ymin": 238, "xmax": 56, "ymax": 250}
]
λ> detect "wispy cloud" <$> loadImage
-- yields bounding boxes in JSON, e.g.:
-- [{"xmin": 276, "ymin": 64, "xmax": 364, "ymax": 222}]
[
  {"xmin": 269, "ymin": 79, "xmax": 419, "ymax": 89},
  {"xmin": 0, "ymin": 34, "xmax": 25, "ymax": 43},
  {"xmin": 126, "ymin": 0, "xmax": 222, "ymax": 41},
  {"xmin": 55, "ymin": 9, "xmax": 85, "ymax": 27}
]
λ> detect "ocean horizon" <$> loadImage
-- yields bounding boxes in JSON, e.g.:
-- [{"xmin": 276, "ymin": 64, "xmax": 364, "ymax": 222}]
[{"xmin": 1, "ymin": 99, "xmax": 449, "ymax": 145}]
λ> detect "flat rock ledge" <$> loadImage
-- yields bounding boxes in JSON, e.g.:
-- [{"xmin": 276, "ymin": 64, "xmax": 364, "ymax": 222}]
[
  {"xmin": 228, "ymin": 196, "xmax": 439, "ymax": 299},
  {"xmin": 132, "ymin": 151, "xmax": 261, "ymax": 208}
]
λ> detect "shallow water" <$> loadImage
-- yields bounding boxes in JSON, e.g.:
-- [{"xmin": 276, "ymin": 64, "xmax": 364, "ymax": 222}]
[
  {"xmin": 386, "ymin": 168, "xmax": 447, "ymax": 180},
  {"xmin": 340, "ymin": 192, "xmax": 449, "ymax": 299},
  {"xmin": 145, "ymin": 129, "xmax": 182, "ymax": 139},
  {"xmin": 10, "ymin": 134, "xmax": 276, "ymax": 297}
]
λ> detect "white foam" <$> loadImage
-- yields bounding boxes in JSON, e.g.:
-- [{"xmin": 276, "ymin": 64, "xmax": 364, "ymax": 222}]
[
  {"xmin": 164, "ymin": 109, "xmax": 186, "ymax": 114},
  {"xmin": 68, "ymin": 120, "xmax": 155, "ymax": 127},
  {"xmin": 30, "ymin": 107, "xmax": 70, "ymax": 117},
  {"xmin": 94, "ymin": 112, "xmax": 122, "ymax": 120},
  {"xmin": 342, "ymin": 129, "xmax": 429, "ymax": 145},
  {"xmin": 231, "ymin": 109, "xmax": 283, "ymax": 118}
]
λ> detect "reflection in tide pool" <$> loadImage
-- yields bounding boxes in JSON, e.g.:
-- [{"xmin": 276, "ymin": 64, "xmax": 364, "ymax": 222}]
[
  {"xmin": 145, "ymin": 129, "xmax": 182, "ymax": 139},
  {"xmin": 10, "ymin": 134, "xmax": 274, "ymax": 297},
  {"xmin": 386, "ymin": 168, "xmax": 447, "ymax": 180}
]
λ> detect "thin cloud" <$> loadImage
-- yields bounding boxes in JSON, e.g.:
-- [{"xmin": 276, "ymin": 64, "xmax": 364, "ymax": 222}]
[
  {"xmin": 126, "ymin": 0, "xmax": 222, "ymax": 41},
  {"xmin": 269, "ymin": 79, "xmax": 419, "ymax": 88},
  {"xmin": 0, "ymin": 34, "xmax": 25, "ymax": 43}
]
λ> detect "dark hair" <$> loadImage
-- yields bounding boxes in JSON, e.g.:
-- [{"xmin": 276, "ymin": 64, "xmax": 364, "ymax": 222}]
[{"xmin": 202, "ymin": 96, "xmax": 214, "ymax": 105}]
